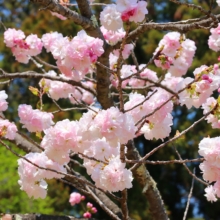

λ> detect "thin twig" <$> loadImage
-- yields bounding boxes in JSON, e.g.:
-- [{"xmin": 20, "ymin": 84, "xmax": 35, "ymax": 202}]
[
  {"xmin": 126, "ymin": 158, "xmax": 204, "ymax": 165},
  {"xmin": 174, "ymin": 147, "xmax": 208, "ymax": 186},
  {"xmin": 130, "ymin": 104, "xmax": 217, "ymax": 171},
  {"xmin": 183, "ymin": 168, "xmax": 195, "ymax": 220},
  {"xmin": 35, "ymin": 56, "xmax": 59, "ymax": 69},
  {"xmin": 85, "ymin": 185, "xmax": 121, "ymax": 220}
]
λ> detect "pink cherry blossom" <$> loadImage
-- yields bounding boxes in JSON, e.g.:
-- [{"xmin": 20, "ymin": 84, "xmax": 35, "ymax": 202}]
[
  {"xmin": 18, "ymin": 152, "xmax": 66, "ymax": 199},
  {"xmin": 18, "ymin": 104, "xmax": 54, "ymax": 132},
  {"xmin": 41, "ymin": 119, "xmax": 80, "ymax": 164},
  {"xmin": 83, "ymin": 212, "xmax": 92, "ymax": 218},
  {"xmin": 100, "ymin": 26, "xmax": 125, "ymax": 45},
  {"xmin": 100, "ymin": 4, "xmax": 123, "ymax": 31},
  {"xmin": 208, "ymin": 24, "xmax": 220, "ymax": 51},
  {"xmin": 204, "ymin": 185, "xmax": 217, "ymax": 202},
  {"xmin": 4, "ymin": 28, "xmax": 25, "ymax": 48},
  {"xmin": 99, "ymin": 156, "xmax": 133, "ymax": 192},
  {"xmin": 0, "ymin": 90, "xmax": 8, "ymax": 111},
  {"xmin": 93, "ymin": 107, "xmax": 137, "ymax": 145},
  {"xmin": 39, "ymin": 71, "xmax": 76, "ymax": 100},
  {"xmin": 69, "ymin": 192, "xmax": 84, "ymax": 206},
  {"xmin": 0, "ymin": 119, "xmax": 17, "ymax": 140}
]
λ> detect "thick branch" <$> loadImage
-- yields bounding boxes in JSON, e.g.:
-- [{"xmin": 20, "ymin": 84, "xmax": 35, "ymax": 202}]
[
  {"xmin": 29, "ymin": 0, "xmax": 93, "ymax": 30},
  {"xmin": 127, "ymin": 14, "xmax": 220, "ymax": 42},
  {"xmin": 0, "ymin": 70, "xmax": 96, "ymax": 95},
  {"xmin": 75, "ymin": 0, "xmax": 114, "ymax": 109},
  {"xmin": 126, "ymin": 140, "xmax": 169, "ymax": 220}
]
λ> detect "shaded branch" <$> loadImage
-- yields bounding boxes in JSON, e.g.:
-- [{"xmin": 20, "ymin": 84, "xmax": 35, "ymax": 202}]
[
  {"xmin": 126, "ymin": 140, "xmax": 168, "ymax": 220},
  {"xmin": 126, "ymin": 14, "xmax": 220, "ymax": 43},
  {"xmin": 0, "ymin": 69, "xmax": 96, "ymax": 95},
  {"xmin": 29, "ymin": 0, "xmax": 93, "ymax": 30}
]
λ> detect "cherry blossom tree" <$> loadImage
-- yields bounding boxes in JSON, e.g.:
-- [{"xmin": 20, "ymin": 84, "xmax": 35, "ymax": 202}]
[{"xmin": 1, "ymin": 0, "xmax": 220, "ymax": 219}]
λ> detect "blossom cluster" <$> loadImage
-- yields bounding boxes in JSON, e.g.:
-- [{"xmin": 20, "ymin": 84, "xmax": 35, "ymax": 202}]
[
  {"xmin": 175, "ymin": 64, "xmax": 220, "ymax": 109},
  {"xmin": 18, "ymin": 152, "xmax": 66, "ymax": 199},
  {"xmin": 202, "ymin": 97, "xmax": 220, "ymax": 128},
  {"xmin": 5, "ymin": 0, "xmax": 220, "ymax": 205},
  {"xmin": 124, "ymin": 89, "xmax": 173, "ymax": 140},
  {"xmin": 18, "ymin": 104, "xmax": 54, "ymax": 132},
  {"xmin": 0, "ymin": 119, "xmax": 17, "ymax": 140},
  {"xmin": 42, "ymin": 30, "xmax": 104, "ymax": 79},
  {"xmin": 17, "ymin": 107, "xmax": 136, "ymax": 197},
  {"xmin": 0, "ymin": 90, "xmax": 17, "ymax": 140},
  {"xmin": 69, "ymin": 192, "xmax": 97, "ymax": 218},
  {"xmin": 4, "ymin": 28, "xmax": 43, "ymax": 63},
  {"xmin": 4, "ymin": 29, "xmax": 104, "ymax": 81},
  {"xmin": 38, "ymin": 107, "xmax": 135, "ymax": 193},
  {"xmin": 208, "ymin": 24, "xmax": 220, "ymax": 51},
  {"xmin": 100, "ymin": 0, "xmax": 148, "ymax": 32},
  {"xmin": 198, "ymin": 137, "xmax": 220, "ymax": 202},
  {"xmin": 154, "ymin": 32, "xmax": 196, "ymax": 77},
  {"xmin": 0, "ymin": 90, "xmax": 8, "ymax": 112}
]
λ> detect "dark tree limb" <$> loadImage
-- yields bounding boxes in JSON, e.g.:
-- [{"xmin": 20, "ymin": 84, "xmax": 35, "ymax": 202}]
[
  {"xmin": 0, "ymin": 69, "xmax": 96, "ymax": 95},
  {"xmin": 127, "ymin": 14, "xmax": 220, "ymax": 43},
  {"xmin": 75, "ymin": 0, "xmax": 114, "ymax": 109},
  {"xmin": 126, "ymin": 140, "xmax": 169, "ymax": 220},
  {"xmin": 29, "ymin": 0, "xmax": 93, "ymax": 30}
]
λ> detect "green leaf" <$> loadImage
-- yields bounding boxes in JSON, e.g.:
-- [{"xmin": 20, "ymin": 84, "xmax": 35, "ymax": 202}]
[{"xmin": 29, "ymin": 86, "xmax": 39, "ymax": 96}]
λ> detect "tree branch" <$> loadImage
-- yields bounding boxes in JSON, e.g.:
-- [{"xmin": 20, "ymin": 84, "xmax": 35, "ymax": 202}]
[
  {"xmin": 126, "ymin": 14, "xmax": 220, "ymax": 43},
  {"xmin": 29, "ymin": 0, "xmax": 93, "ymax": 30},
  {"xmin": 126, "ymin": 140, "xmax": 169, "ymax": 220},
  {"xmin": 0, "ymin": 69, "xmax": 96, "ymax": 95}
]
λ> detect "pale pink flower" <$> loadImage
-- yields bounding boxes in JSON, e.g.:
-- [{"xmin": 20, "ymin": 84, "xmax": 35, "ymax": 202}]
[
  {"xmin": 41, "ymin": 119, "xmax": 80, "ymax": 164},
  {"xmin": 0, "ymin": 90, "xmax": 8, "ymax": 111},
  {"xmin": 4, "ymin": 28, "xmax": 25, "ymax": 48},
  {"xmin": 113, "ymin": 44, "xmax": 134, "ymax": 59},
  {"xmin": 208, "ymin": 24, "xmax": 220, "ymax": 51},
  {"xmin": 25, "ymin": 34, "xmax": 43, "ymax": 56},
  {"xmin": 100, "ymin": 26, "xmax": 125, "ymax": 45},
  {"xmin": 124, "ymin": 1, "xmax": 148, "ymax": 23},
  {"xmin": 99, "ymin": 156, "xmax": 133, "ymax": 192},
  {"xmin": 100, "ymin": 4, "xmax": 123, "ymax": 31},
  {"xmin": 18, "ymin": 152, "xmax": 66, "ymax": 199},
  {"xmin": 124, "ymin": 93, "xmax": 146, "ymax": 123},
  {"xmin": 18, "ymin": 104, "xmax": 54, "ymax": 132},
  {"xmin": 41, "ymin": 32, "xmax": 64, "ymax": 53},
  {"xmin": 140, "ymin": 113, "xmax": 173, "ymax": 140},
  {"xmin": 93, "ymin": 107, "xmax": 137, "ymax": 145},
  {"xmin": 200, "ymin": 161, "xmax": 219, "ymax": 183},
  {"xmin": 0, "ymin": 119, "xmax": 17, "ymax": 140},
  {"xmin": 204, "ymin": 185, "xmax": 217, "ymax": 202},
  {"xmin": 11, "ymin": 47, "xmax": 30, "ymax": 64},
  {"xmin": 39, "ymin": 71, "xmax": 75, "ymax": 100}
]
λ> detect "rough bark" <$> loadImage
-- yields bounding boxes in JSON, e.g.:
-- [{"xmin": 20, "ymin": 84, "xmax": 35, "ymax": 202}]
[
  {"xmin": 75, "ymin": 0, "xmax": 114, "ymax": 109},
  {"xmin": 126, "ymin": 140, "xmax": 169, "ymax": 220}
]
